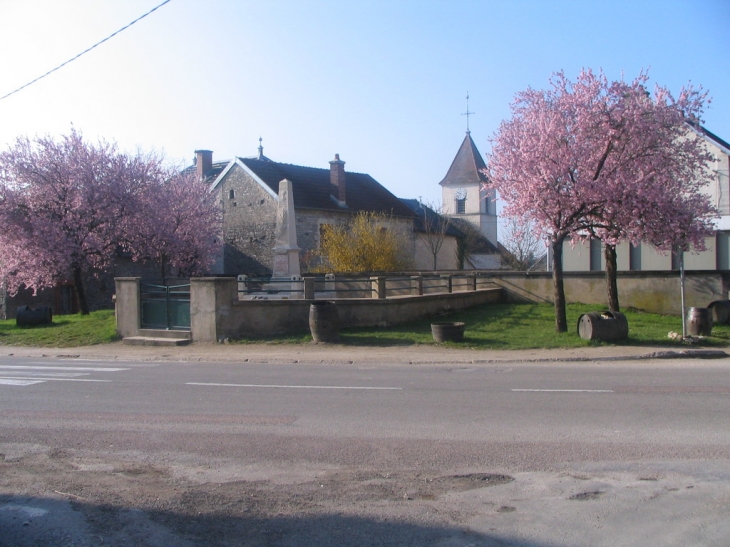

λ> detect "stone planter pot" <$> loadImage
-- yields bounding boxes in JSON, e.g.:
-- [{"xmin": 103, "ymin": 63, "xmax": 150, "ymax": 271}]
[{"xmin": 431, "ymin": 322, "xmax": 465, "ymax": 343}]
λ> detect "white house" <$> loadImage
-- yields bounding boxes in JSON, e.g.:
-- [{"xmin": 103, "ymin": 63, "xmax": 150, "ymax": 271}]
[{"xmin": 562, "ymin": 125, "xmax": 730, "ymax": 272}]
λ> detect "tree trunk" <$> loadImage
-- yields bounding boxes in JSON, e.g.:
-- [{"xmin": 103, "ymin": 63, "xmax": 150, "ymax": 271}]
[
  {"xmin": 72, "ymin": 265, "xmax": 90, "ymax": 315},
  {"xmin": 604, "ymin": 244, "xmax": 620, "ymax": 312},
  {"xmin": 551, "ymin": 238, "xmax": 568, "ymax": 332}
]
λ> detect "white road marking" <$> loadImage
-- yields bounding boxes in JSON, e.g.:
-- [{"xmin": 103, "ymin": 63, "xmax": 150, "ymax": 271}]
[
  {"xmin": 187, "ymin": 382, "xmax": 402, "ymax": 390},
  {"xmin": 0, "ymin": 379, "xmax": 46, "ymax": 386},
  {"xmin": 0, "ymin": 376, "xmax": 111, "ymax": 383},
  {"xmin": 0, "ymin": 363, "xmax": 126, "ymax": 387},
  {"xmin": 0, "ymin": 365, "xmax": 128, "ymax": 372},
  {"xmin": 2, "ymin": 372, "xmax": 89, "ymax": 378},
  {"xmin": 512, "ymin": 389, "xmax": 614, "ymax": 393}
]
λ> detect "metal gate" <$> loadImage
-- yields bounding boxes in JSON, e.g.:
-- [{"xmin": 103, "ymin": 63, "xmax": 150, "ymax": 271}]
[{"xmin": 140, "ymin": 283, "xmax": 191, "ymax": 330}]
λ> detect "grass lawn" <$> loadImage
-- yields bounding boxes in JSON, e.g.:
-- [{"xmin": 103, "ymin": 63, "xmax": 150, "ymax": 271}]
[
  {"xmin": 0, "ymin": 303, "xmax": 728, "ymax": 350},
  {"xmin": 0, "ymin": 309, "xmax": 119, "ymax": 348},
  {"xmin": 234, "ymin": 302, "xmax": 730, "ymax": 350}
]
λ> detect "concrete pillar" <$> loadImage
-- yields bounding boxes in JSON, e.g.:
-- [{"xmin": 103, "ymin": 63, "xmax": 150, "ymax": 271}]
[
  {"xmin": 304, "ymin": 277, "xmax": 315, "ymax": 300},
  {"xmin": 411, "ymin": 276, "xmax": 423, "ymax": 296},
  {"xmin": 444, "ymin": 275, "xmax": 453, "ymax": 294},
  {"xmin": 114, "ymin": 277, "xmax": 141, "ymax": 338},
  {"xmin": 371, "ymin": 276, "xmax": 387, "ymax": 299},
  {"xmin": 190, "ymin": 277, "xmax": 237, "ymax": 343},
  {"xmin": 468, "ymin": 275, "xmax": 477, "ymax": 291}
]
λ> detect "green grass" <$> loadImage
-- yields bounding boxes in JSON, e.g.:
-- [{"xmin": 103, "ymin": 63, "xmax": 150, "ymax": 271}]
[
  {"xmin": 235, "ymin": 302, "xmax": 730, "ymax": 350},
  {"xmin": 1, "ymin": 304, "xmax": 728, "ymax": 350},
  {"xmin": 0, "ymin": 309, "xmax": 119, "ymax": 348}
]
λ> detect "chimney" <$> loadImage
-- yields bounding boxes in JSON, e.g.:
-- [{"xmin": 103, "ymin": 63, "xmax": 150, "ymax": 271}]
[
  {"xmin": 329, "ymin": 154, "xmax": 346, "ymax": 203},
  {"xmin": 195, "ymin": 149, "xmax": 213, "ymax": 181}
]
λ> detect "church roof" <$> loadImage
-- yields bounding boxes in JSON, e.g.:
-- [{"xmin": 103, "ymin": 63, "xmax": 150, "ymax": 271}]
[
  {"xmin": 438, "ymin": 132, "xmax": 489, "ymax": 187},
  {"xmin": 399, "ymin": 198, "xmax": 465, "ymax": 237}
]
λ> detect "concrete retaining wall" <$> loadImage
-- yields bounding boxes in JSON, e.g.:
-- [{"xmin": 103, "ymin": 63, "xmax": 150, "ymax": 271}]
[{"xmin": 487, "ymin": 271, "xmax": 729, "ymax": 315}]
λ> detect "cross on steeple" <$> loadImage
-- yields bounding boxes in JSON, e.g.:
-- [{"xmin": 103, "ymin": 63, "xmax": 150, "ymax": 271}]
[{"xmin": 462, "ymin": 92, "xmax": 474, "ymax": 134}]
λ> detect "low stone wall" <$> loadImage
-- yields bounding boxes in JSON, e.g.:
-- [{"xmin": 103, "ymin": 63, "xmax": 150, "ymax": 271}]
[
  {"xmin": 485, "ymin": 270, "xmax": 729, "ymax": 315},
  {"xmin": 115, "ymin": 276, "xmax": 503, "ymax": 342},
  {"xmin": 191, "ymin": 277, "xmax": 502, "ymax": 342},
  {"xmin": 115, "ymin": 271, "xmax": 730, "ymax": 343}
]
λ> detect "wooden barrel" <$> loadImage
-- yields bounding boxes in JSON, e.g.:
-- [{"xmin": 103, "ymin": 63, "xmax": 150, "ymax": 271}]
[
  {"xmin": 15, "ymin": 305, "xmax": 53, "ymax": 327},
  {"xmin": 707, "ymin": 300, "xmax": 730, "ymax": 325},
  {"xmin": 577, "ymin": 311, "xmax": 628, "ymax": 341},
  {"xmin": 309, "ymin": 301, "xmax": 339, "ymax": 342},
  {"xmin": 687, "ymin": 307, "xmax": 712, "ymax": 336},
  {"xmin": 431, "ymin": 322, "xmax": 465, "ymax": 342}
]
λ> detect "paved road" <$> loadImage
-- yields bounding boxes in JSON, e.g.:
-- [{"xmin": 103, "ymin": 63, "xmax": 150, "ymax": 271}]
[{"xmin": 0, "ymin": 352, "xmax": 729, "ymax": 546}]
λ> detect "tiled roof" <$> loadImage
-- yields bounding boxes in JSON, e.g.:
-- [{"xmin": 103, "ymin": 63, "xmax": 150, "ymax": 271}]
[
  {"xmin": 439, "ymin": 132, "xmax": 489, "ymax": 187},
  {"xmin": 237, "ymin": 157, "xmax": 416, "ymax": 217},
  {"xmin": 449, "ymin": 218, "xmax": 500, "ymax": 254},
  {"xmin": 399, "ymin": 198, "xmax": 465, "ymax": 237}
]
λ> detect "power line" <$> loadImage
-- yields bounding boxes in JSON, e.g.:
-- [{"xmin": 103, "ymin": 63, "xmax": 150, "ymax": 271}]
[{"xmin": 0, "ymin": 0, "xmax": 173, "ymax": 102}]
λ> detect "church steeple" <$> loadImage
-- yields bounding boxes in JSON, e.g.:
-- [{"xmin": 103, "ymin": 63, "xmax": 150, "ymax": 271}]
[
  {"xmin": 438, "ymin": 132, "xmax": 488, "ymax": 188},
  {"xmin": 439, "ymin": 127, "xmax": 498, "ymax": 248}
]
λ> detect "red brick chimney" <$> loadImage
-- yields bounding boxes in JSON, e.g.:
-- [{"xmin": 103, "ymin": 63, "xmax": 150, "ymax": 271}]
[
  {"xmin": 195, "ymin": 150, "xmax": 213, "ymax": 181},
  {"xmin": 329, "ymin": 154, "xmax": 346, "ymax": 203}
]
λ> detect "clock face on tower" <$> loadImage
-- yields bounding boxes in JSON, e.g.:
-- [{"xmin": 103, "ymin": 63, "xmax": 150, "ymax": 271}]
[{"xmin": 454, "ymin": 188, "xmax": 467, "ymax": 200}]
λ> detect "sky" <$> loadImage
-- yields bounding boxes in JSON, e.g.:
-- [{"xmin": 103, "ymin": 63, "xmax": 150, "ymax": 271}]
[{"xmin": 1, "ymin": 0, "xmax": 728, "ymax": 227}]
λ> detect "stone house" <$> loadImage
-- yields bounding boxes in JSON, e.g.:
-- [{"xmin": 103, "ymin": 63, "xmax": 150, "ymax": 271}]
[{"xmin": 192, "ymin": 147, "xmax": 417, "ymax": 275}]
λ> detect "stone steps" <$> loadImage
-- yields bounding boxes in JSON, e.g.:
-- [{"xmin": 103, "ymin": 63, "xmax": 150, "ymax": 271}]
[{"xmin": 122, "ymin": 328, "xmax": 191, "ymax": 347}]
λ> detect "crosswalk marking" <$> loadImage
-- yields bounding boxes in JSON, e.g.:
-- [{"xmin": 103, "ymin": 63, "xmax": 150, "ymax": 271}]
[
  {"xmin": 0, "ymin": 379, "xmax": 46, "ymax": 386},
  {"xmin": 0, "ymin": 362, "xmax": 127, "ymax": 387},
  {"xmin": 0, "ymin": 365, "xmax": 128, "ymax": 372}
]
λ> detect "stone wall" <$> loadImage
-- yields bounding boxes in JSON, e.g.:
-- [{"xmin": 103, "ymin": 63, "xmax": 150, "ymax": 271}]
[
  {"xmin": 218, "ymin": 164, "xmax": 278, "ymax": 275},
  {"xmin": 486, "ymin": 270, "xmax": 730, "ymax": 315}
]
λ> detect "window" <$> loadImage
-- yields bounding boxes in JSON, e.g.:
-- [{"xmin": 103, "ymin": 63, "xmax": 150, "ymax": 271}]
[
  {"xmin": 456, "ymin": 198, "xmax": 466, "ymax": 214},
  {"xmin": 589, "ymin": 239, "xmax": 602, "ymax": 271},
  {"xmin": 228, "ymin": 189, "xmax": 235, "ymax": 199},
  {"xmin": 629, "ymin": 243, "xmax": 642, "ymax": 271}
]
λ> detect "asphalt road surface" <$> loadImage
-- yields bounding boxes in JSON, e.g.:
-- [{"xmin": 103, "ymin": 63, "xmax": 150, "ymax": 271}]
[{"xmin": 1, "ymin": 352, "xmax": 729, "ymax": 546}]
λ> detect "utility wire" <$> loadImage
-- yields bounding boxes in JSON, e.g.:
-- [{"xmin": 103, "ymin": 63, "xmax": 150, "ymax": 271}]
[{"xmin": 0, "ymin": 0, "xmax": 172, "ymax": 102}]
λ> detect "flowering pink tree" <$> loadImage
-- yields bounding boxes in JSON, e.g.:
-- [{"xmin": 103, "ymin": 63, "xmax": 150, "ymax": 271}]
[
  {"xmin": 487, "ymin": 70, "xmax": 716, "ymax": 331},
  {"xmin": 127, "ymin": 169, "xmax": 222, "ymax": 279},
  {"xmin": 585, "ymin": 77, "xmax": 715, "ymax": 311},
  {"xmin": 0, "ymin": 130, "xmax": 222, "ymax": 314}
]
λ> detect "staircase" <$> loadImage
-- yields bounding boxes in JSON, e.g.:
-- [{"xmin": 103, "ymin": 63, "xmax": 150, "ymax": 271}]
[{"xmin": 122, "ymin": 329, "xmax": 192, "ymax": 347}]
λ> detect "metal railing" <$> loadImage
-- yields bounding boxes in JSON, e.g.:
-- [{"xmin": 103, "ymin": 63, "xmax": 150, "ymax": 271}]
[{"xmin": 236, "ymin": 274, "xmax": 497, "ymax": 300}]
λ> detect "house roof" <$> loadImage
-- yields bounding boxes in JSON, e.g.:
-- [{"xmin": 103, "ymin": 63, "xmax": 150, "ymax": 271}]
[
  {"xmin": 399, "ymin": 198, "xmax": 465, "ymax": 237},
  {"xmin": 199, "ymin": 155, "xmax": 415, "ymax": 218},
  {"xmin": 241, "ymin": 158, "xmax": 415, "ymax": 216},
  {"xmin": 694, "ymin": 124, "xmax": 730, "ymax": 156},
  {"xmin": 449, "ymin": 217, "xmax": 500, "ymax": 254},
  {"xmin": 438, "ymin": 132, "xmax": 489, "ymax": 187}
]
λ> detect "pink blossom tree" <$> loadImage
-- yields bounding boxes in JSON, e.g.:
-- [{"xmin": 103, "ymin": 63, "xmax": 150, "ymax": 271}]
[
  {"xmin": 127, "ymin": 169, "xmax": 222, "ymax": 280},
  {"xmin": 0, "ymin": 130, "xmax": 221, "ymax": 314},
  {"xmin": 583, "ymin": 77, "xmax": 716, "ymax": 312},
  {"xmin": 487, "ymin": 70, "xmax": 716, "ymax": 332}
]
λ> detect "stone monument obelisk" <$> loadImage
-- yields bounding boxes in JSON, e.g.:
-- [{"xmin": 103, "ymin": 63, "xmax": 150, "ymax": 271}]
[{"xmin": 272, "ymin": 179, "xmax": 301, "ymax": 282}]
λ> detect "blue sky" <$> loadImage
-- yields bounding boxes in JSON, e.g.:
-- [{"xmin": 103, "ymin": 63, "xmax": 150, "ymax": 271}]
[{"xmin": 1, "ymin": 0, "xmax": 728, "ymax": 220}]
